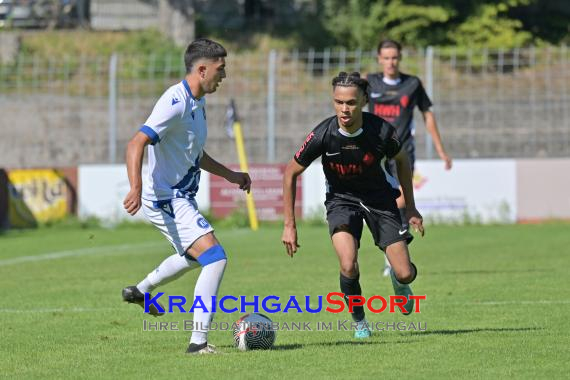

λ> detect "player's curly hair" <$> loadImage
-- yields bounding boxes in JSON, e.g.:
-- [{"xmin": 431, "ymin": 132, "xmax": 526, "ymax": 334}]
[{"xmin": 332, "ymin": 72, "xmax": 369, "ymax": 99}]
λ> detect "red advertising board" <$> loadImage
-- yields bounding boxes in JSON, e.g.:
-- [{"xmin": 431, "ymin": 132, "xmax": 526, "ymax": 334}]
[{"xmin": 210, "ymin": 164, "xmax": 302, "ymax": 221}]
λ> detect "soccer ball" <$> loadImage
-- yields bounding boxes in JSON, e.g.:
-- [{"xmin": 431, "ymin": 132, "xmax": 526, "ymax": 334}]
[{"xmin": 233, "ymin": 313, "xmax": 276, "ymax": 351}]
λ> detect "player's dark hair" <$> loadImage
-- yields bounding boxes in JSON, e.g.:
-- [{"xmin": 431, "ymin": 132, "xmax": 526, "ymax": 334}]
[
  {"xmin": 332, "ymin": 72, "xmax": 369, "ymax": 99},
  {"xmin": 377, "ymin": 39, "xmax": 402, "ymax": 54},
  {"xmin": 184, "ymin": 38, "xmax": 227, "ymax": 73}
]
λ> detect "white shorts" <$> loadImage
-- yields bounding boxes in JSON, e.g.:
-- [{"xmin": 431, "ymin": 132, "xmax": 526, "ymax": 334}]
[{"xmin": 142, "ymin": 197, "xmax": 214, "ymax": 255}]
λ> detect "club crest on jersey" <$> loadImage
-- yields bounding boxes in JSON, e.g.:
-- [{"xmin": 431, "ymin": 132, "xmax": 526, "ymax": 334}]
[{"xmin": 197, "ymin": 217, "xmax": 210, "ymax": 229}]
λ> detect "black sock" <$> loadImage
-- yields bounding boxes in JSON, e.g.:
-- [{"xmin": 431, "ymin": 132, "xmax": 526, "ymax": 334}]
[
  {"xmin": 399, "ymin": 208, "xmax": 409, "ymax": 229},
  {"xmin": 340, "ymin": 273, "xmax": 365, "ymax": 322}
]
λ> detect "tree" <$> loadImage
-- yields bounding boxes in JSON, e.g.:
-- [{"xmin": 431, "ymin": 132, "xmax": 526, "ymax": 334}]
[
  {"xmin": 321, "ymin": 0, "xmax": 452, "ymax": 49},
  {"xmin": 318, "ymin": 0, "xmax": 548, "ymax": 49},
  {"xmin": 448, "ymin": 1, "xmax": 533, "ymax": 48}
]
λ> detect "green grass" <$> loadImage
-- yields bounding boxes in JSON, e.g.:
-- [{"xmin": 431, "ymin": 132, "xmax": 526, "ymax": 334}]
[{"xmin": 1, "ymin": 223, "xmax": 569, "ymax": 379}]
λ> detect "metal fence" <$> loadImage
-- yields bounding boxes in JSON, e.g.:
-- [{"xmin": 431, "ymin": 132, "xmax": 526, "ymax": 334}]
[{"xmin": 1, "ymin": 46, "xmax": 569, "ymax": 168}]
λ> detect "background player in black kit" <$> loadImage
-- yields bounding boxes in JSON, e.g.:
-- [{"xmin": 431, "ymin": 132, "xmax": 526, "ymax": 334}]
[
  {"xmin": 367, "ymin": 39, "xmax": 452, "ymax": 276},
  {"xmin": 282, "ymin": 72, "xmax": 424, "ymax": 339}
]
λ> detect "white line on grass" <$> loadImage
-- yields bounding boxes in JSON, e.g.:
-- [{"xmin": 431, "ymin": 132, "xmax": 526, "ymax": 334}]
[
  {"xmin": 0, "ymin": 241, "xmax": 165, "ymax": 266},
  {"xmin": 0, "ymin": 307, "xmax": 122, "ymax": 313},
  {"xmin": 465, "ymin": 300, "xmax": 570, "ymax": 305}
]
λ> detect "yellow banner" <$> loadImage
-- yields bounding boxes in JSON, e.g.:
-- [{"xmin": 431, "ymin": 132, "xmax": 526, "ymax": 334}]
[{"xmin": 8, "ymin": 169, "xmax": 68, "ymax": 225}]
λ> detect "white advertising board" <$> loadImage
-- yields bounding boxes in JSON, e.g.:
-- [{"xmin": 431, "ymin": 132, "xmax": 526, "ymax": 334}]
[
  {"xmin": 413, "ymin": 159, "xmax": 517, "ymax": 223},
  {"xmin": 300, "ymin": 159, "xmax": 517, "ymax": 224},
  {"xmin": 78, "ymin": 160, "xmax": 518, "ymax": 224},
  {"xmin": 78, "ymin": 165, "xmax": 210, "ymax": 222}
]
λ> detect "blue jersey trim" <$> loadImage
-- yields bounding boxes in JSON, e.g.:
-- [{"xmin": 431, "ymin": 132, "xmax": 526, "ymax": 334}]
[
  {"xmin": 182, "ymin": 79, "xmax": 195, "ymax": 99},
  {"xmin": 140, "ymin": 125, "xmax": 160, "ymax": 145},
  {"xmin": 197, "ymin": 245, "xmax": 227, "ymax": 266}
]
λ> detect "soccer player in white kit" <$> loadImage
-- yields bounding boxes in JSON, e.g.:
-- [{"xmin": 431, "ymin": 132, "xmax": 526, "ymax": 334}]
[{"xmin": 121, "ymin": 39, "xmax": 251, "ymax": 354}]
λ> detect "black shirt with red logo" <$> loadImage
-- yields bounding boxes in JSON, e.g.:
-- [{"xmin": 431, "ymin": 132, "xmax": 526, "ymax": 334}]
[
  {"xmin": 366, "ymin": 73, "xmax": 432, "ymax": 144},
  {"xmin": 294, "ymin": 112, "xmax": 401, "ymax": 203}
]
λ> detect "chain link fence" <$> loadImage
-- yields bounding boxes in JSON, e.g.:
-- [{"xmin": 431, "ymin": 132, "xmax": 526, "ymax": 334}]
[{"xmin": 1, "ymin": 46, "xmax": 569, "ymax": 167}]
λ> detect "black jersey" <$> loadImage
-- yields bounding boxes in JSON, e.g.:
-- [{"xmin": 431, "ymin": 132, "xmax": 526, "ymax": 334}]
[
  {"xmin": 294, "ymin": 112, "xmax": 401, "ymax": 203},
  {"xmin": 366, "ymin": 73, "xmax": 432, "ymax": 144}
]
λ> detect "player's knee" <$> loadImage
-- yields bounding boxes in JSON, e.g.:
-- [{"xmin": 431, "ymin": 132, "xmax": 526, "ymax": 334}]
[
  {"xmin": 395, "ymin": 263, "xmax": 417, "ymax": 284},
  {"xmin": 340, "ymin": 262, "xmax": 359, "ymax": 278},
  {"xmin": 196, "ymin": 244, "xmax": 227, "ymax": 267}
]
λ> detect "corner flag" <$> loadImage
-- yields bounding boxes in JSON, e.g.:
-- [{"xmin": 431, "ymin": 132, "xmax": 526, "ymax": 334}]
[{"xmin": 224, "ymin": 99, "xmax": 258, "ymax": 231}]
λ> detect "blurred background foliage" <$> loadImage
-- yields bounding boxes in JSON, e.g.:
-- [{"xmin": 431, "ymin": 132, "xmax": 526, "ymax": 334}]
[{"xmin": 199, "ymin": 0, "xmax": 570, "ymax": 51}]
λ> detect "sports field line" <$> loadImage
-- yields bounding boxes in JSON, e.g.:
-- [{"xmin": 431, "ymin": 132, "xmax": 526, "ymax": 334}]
[
  {"xmin": 0, "ymin": 307, "xmax": 122, "ymax": 313},
  {"xmin": 464, "ymin": 300, "xmax": 570, "ymax": 305},
  {"xmin": 0, "ymin": 241, "xmax": 165, "ymax": 267}
]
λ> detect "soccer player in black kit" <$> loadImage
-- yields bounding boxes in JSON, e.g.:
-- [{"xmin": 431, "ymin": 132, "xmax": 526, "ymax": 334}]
[
  {"xmin": 367, "ymin": 39, "xmax": 452, "ymax": 276},
  {"xmin": 282, "ymin": 72, "xmax": 424, "ymax": 339}
]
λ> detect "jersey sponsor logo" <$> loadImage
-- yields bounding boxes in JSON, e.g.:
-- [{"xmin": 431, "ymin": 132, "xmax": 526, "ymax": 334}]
[
  {"xmin": 295, "ymin": 131, "xmax": 315, "ymax": 159},
  {"xmin": 325, "ymin": 152, "xmax": 340, "ymax": 156},
  {"xmin": 328, "ymin": 151, "xmax": 376, "ymax": 177},
  {"xmin": 374, "ymin": 104, "xmax": 400, "ymax": 121},
  {"xmin": 370, "ymin": 92, "xmax": 382, "ymax": 98},
  {"xmin": 197, "ymin": 217, "xmax": 210, "ymax": 229},
  {"xmin": 328, "ymin": 162, "xmax": 363, "ymax": 177},
  {"xmin": 172, "ymin": 97, "xmax": 181, "ymax": 105}
]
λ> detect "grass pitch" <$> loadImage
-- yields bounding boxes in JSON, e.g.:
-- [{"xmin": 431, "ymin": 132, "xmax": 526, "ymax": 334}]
[{"xmin": 1, "ymin": 222, "xmax": 569, "ymax": 379}]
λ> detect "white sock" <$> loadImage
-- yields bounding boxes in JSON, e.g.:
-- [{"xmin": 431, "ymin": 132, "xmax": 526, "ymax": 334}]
[
  {"xmin": 137, "ymin": 254, "xmax": 200, "ymax": 293},
  {"xmin": 190, "ymin": 259, "xmax": 227, "ymax": 345}
]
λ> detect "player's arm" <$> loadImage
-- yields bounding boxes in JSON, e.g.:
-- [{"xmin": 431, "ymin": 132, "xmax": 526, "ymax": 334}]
[
  {"xmin": 416, "ymin": 79, "xmax": 452, "ymax": 170},
  {"xmin": 394, "ymin": 150, "xmax": 424, "ymax": 236},
  {"xmin": 283, "ymin": 125, "xmax": 324, "ymax": 256},
  {"xmin": 282, "ymin": 159, "xmax": 307, "ymax": 257},
  {"xmin": 124, "ymin": 132, "xmax": 151, "ymax": 215},
  {"xmin": 423, "ymin": 110, "xmax": 452, "ymax": 170},
  {"xmin": 200, "ymin": 150, "xmax": 251, "ymax": 193},
  {"xmin": 124, "ymin": 87, "xmax": 186, "ymax": 215}
]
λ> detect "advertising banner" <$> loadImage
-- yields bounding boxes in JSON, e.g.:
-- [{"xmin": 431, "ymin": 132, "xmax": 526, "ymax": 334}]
[
  {"xmin": 7, "ymin": 169, "xmax": 70, "ymax": 227},
  {"xmin": 413, "ymin": 160, "xmax": 517, "ymax": 223},
  {"xmin": 210, "ymin": 164, "xmax": 302, "ymax": 221}
]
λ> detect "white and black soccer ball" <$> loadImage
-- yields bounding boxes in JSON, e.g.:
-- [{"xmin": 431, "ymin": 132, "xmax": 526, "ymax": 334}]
[{"xmin": 233, "ymin": 313, "xmax": 276, "ymax": 351}]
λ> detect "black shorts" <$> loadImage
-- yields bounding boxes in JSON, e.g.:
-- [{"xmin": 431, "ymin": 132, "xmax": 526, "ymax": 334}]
[
  {"xmin": 325, "ymin": 195, "xmax": 413, "ymax": 251},
  {"xmin": 387, "ymin": 138, "xmax": 415, "ymax": 185}
]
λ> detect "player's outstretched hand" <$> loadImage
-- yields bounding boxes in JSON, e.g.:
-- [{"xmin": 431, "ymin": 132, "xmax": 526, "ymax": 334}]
[
  {"xmin": 281, "ymin": 226, "xmax": 300, "ymax": 257},
  {"xmin": 229, "ymin": 171, "xmax": 252, "ymax": 193},
  {"xmin": 123, "ymin": 189, "xmax": 142, "ymax": 216},
  {"xmin": 442, "ymin": 153, "xmax": 453, "ymax": 170},
  {"xmin": 406, "ymin": 207, "xmax": 425, "ymax": 237}
]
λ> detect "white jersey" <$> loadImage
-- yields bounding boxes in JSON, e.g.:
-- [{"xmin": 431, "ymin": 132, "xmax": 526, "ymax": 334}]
[{"xmin": 140, "ymin": 80, "xmax": 207, "ymax": 201}]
